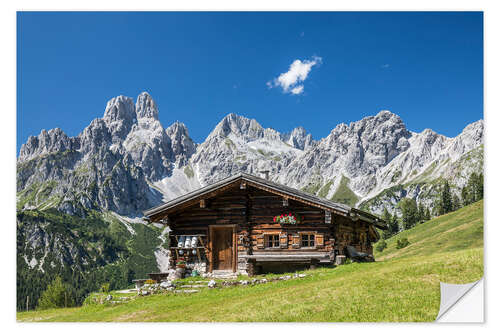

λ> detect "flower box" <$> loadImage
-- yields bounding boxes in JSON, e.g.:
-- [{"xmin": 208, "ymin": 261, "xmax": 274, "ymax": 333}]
[{"xmin": 273, "ymin": 212, "xmax": 301, "ymax": 224}]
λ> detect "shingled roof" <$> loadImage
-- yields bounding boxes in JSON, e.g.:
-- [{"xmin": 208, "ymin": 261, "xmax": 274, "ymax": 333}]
[{"xmin": 143, "ymin": 172, "xmax": 387, "ymax": 229}]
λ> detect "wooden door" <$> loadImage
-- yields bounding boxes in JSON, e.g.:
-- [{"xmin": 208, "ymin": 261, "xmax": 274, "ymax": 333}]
[{"xmin": 214, "ymin": 228, "xmax": 233, "ymax": 270}]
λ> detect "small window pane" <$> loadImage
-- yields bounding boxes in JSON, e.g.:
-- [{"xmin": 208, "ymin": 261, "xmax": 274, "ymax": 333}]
[
  {"xmin": 265, "ymin": 235, "xmax": 280, "ymax": 248},
  {"xmin": 301, "ymin": 234, "xmax": 315, "ymax": 247}
]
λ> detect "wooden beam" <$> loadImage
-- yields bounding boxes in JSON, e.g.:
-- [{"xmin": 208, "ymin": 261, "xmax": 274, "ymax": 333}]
[{"xmin": 200, "ymin": 199, "xmax": 206, "ymax": 208}]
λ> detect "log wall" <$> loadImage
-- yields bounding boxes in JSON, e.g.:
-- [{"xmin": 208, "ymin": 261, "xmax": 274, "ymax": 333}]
[{"xmin": 166, "ymin": 183, "xmax": 375, "ymax": 273}]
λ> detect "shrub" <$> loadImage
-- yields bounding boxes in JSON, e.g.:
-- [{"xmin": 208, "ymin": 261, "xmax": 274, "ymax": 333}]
[
  {"xmin": 396, "ymin": 238, "xmax": 410, "ymax": 249},
  {"xmin": 37, "ymin": 276, "xmax": 74, "ymax": 310},
  {"xmin": 100, "ymin": 283, "xmax": 110, "ymax": 293},
  {"xmin": 376, "ymin": 239, "xmax": 387, "ymax": 252}
]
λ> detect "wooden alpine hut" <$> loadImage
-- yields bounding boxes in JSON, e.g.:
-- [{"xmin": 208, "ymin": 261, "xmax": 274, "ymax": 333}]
[{"xmin": 143, "ymin": 172, "xmax": 387, "ymax": 276}]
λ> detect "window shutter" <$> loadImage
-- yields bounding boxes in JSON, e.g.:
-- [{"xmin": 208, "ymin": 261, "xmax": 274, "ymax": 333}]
[
  {"xmin": 279, "ymin": 233, "xmax": 288, "ymax": 249},
  {"xmin": 292, "ymin": 234, "xmax": 300, "ymax": 249},
  {"xmin": 315, "ymin": 233, "xmax": 324, "ymax": 248},
  {"xmin": 256, "ymin": 234, "xmax": 264, "ymax": 249}
]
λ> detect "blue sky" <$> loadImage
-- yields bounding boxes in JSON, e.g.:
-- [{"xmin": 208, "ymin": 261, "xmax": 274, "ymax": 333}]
[{"xmin": 17, "ymin": 12, "xmax": 483, "ymax": 152}]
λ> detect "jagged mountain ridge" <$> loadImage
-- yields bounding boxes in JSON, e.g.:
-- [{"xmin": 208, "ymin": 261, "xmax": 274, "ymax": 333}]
[
  {"xmin": 17, "ymin": 92, "xmax": 483, "ymax": 217},
  {"xmin": 18, "ymin": 92, "xmax": 196, "ymax": 217}
]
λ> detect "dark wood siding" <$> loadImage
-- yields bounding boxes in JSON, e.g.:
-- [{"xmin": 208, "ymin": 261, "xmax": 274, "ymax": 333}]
[{"xmin": 166, "ymin": 181, "xmax": 375, "ymax": 272}]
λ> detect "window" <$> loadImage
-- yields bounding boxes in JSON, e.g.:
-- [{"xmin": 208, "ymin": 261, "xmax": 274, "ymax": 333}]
[
  {"xmin": 301, "ymin": 234, "xmax": 315, "ymax": 248},
  {"xmin": 265, "ymin": 234, "xmax": 280, "ymax": 248}
]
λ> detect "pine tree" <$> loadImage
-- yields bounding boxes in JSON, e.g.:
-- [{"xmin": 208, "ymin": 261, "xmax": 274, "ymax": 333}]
[
  {"xmin": 381, "ymin": 207, "xmax": 392, "ymax": 239},
  {"xmin": 439, "ymin": 180, "xmax": 452, "ymax": 215},
  {"xmin": 388, "ymin": 213, "xmax": 399, "ymax": 235},
  {"xmin": 400, "ymin": 198, "xmax": 418, "ymax": 230},
  {"xmin": 463, "ymin": 172, "xmax": 484, "ymax": 205}
]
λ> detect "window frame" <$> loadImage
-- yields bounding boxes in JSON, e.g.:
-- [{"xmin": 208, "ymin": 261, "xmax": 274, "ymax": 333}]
[
  {"xmin": 264, "ymin": 234, "xmax": 280, "ymax": 249},
  {"xmin": 300, "ymin": 232, "xmax": 316, "ymax": 249}
]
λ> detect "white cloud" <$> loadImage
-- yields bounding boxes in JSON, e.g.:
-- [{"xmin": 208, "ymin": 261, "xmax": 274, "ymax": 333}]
[
  {"xmin": 291, "ymin": 85, "xmax": 304, "ymax": 95},
  {"xmin": 267, "ymin": 56, "xmax": 322, "ymax": 95}
]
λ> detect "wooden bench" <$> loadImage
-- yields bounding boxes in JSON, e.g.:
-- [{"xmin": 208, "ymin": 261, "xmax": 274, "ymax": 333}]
[
  {"xmin": 242, "ymin": 254, "xmax": 325, "ymax": 275},
  {"xmin": 132, "ymin": 279, "xmax": 148, "ymax": 289},
  {"xmin": 148, "ymin": 272, "xmax": 170, "ymax": 282}
]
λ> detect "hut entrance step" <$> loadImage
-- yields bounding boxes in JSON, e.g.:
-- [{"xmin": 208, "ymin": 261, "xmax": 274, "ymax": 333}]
[{"xmin": 211, "ymin": 270, "xmax": 237, "ymax": 279}]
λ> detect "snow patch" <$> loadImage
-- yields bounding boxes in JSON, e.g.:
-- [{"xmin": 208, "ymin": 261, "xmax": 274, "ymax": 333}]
[
  {"xmin": 153, "ymin": 167, "xmax": 201, "ymax": 201},
  {"xmin": 29, "ymin": 257, "xmax": 38, "ymax": 269}
]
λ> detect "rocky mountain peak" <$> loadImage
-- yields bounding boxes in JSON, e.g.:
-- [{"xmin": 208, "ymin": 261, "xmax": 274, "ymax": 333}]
[
  {"xmin": 165, "ymin": 121, "xmax": 189, "ymax": 137},
  {"xmin": 446, "ymin": 119, "xmax": 484, "ymax": 156},
  {"xmin": 165, "ymin": 121, "xmax": 197, "ymax": 164},
  {"xmin": 460, "ymin": 119, "xmax": 483, "ymax": 141},
  {"xmin": 18, "ymin": 127, "xmax": 78, "ymax": 162},
  {"xmin": 102, "ymin": 95, "xmax": 137, "ymax": 140},
  {"xmin": 282, "ymin": 126, "xmax": 315, "ymax": 150},
  {"xmin": 135, "ymin": 92, "xmax": 159, "ymax": 120},
  {"xmin": 208, "ymin": 113, "xmax": 264, "ymax": 141},
  {"xmin": 375, "ymin": 109, "xmax": 399, "ymax": 121},
  {"xmin": 103, "ymin": 95, "xmax": 136, "ymax": 123}
]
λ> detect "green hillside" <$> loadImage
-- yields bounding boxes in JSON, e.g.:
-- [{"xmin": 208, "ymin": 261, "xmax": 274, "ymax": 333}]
[
  {"xmin": 375, "ymin": 200, "xmax": 483, "ymax": 260},
  {"xmin": 17, "ymin": 201, "xmax": 483, "ymax": 322},
  {"xmin": 16, "ymin": 209, "xmax": 162, "ymax": 311}
]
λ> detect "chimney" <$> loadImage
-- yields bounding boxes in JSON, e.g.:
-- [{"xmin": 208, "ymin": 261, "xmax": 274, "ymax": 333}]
[{"xmin": 259, "ymin": 170, "xmax": 270, "ymax": 180}]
